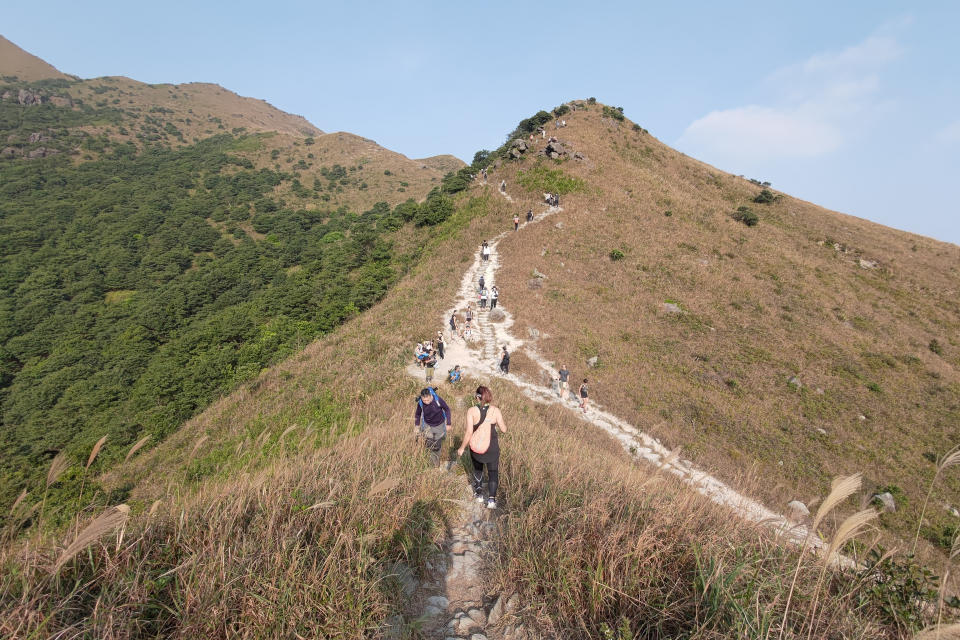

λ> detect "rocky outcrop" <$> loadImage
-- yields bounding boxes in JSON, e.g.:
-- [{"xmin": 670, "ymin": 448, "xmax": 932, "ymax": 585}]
[
  {"xmin": 1, "ymin": 147, "xmax": 19, "ymax": 159},
  {"xmin": 27, "ymin": 147, "xmax": 57, "ymax": 159},
  {"xmin": 17, "ymin": 89, "xmax": 43, "ymax": 105},
  {"xmin": 544, "ymin": 139, "xmax": 567, "ymax": 159},
  {"xmin": 49, "ymin": 95, "xmax": 73, "ymax": 108},
  {"xmin": 509, "ymin": 138, "xmax": 528, "ymax": 159}
]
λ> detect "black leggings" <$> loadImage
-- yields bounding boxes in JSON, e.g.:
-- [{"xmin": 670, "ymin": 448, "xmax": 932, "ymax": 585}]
[{"xmin": 472, "ymin": 455, "xmax": 499, "ymax": 498}]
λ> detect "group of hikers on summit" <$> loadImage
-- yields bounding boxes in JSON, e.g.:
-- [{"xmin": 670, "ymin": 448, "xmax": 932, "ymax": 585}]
[{"xmin": 414, "ymin": 385, "xmax": 507, "ymax": 510}]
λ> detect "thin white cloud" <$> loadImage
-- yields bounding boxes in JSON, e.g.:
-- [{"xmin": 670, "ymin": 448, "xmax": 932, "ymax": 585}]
[
  {"xmin": 936, "ymin": 120, "xmax": 960, "ymax": 145},
  {"xmin": 677, "ymin": 32, "xmax": 902, "ymax": 163}
]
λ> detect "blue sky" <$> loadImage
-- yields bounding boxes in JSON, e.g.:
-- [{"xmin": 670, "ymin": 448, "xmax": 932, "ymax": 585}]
[{"xmin": 5, "ymin": 1, "xmax": 959, "ymax": 244}]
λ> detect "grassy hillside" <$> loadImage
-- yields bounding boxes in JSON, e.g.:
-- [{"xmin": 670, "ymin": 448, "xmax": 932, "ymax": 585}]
[
  {"xmin": 484, "ymin": 100, "xmax": 960, "ymax": 559},
  {"xmin": 0, "ymin": 35, "xmax": 72, "ymax": 82},
  {"xmin": 0, "ymin": 35, "xmax": 464, "ymax": 213},
  {"xmin": 2, "ymin": 184, "xmax": 940, "ymax": 638},
  {"xmin": 0, "ymin": 78, "xmax": 471, "ymax": 529}
]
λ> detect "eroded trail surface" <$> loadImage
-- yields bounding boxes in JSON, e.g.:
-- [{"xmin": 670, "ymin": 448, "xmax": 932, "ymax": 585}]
[
  {"xmin": 401, "ymin": 188, "xmax": 844, "ymax": 637},
  {"xmin": 410, "ymin": 190, "xmax": 828, "ymax": 552}
]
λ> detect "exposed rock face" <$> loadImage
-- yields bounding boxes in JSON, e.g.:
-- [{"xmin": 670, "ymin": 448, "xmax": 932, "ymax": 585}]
[
  {"xmin": 545, "ymin": 140, "xmax": 567, "ymax": 159},
  {"xmin": 587, "ymin": 356, "xmax": 599, "ymax": 368},
  {"xmin": 786, "ymin": 500, "xmax": 810, "ymax": 522},
  {"xmin": 1, "ymin": 146, "xmax": 19, "ymax": 158},
  {"xmin": 509, "ymin": 138, "xmax": 529, "ymax": 159},
  {"xmin": 874, "ymin": 492, "xmax": 896, "ymax": 512},
  {"xmin": 662, "ymin": 302, "xmax": 682, "ymax": 314},
  {"xmin": 18, "ymin": 89, "xmax": 42, "ymax": 105},
  {"xmin": 49, "ymin": 95, "xmax": 73, "ymax": 108},
  {"xmin": 27, "ymin": 147, "xmax": 57, "ymax": 159}
]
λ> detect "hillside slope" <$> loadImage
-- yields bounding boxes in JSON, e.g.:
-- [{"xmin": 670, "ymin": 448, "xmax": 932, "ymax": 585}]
[
  {"xmin": 0, "ymin": 35, "xmax": 72, "ymax": 82},
  {"xmin": 482, "ymin": 100, "xmax": 960, "ymax": 556},
  {"xmin": 0, "ymin": 36, "xmax": 464, "ymax": 212}
]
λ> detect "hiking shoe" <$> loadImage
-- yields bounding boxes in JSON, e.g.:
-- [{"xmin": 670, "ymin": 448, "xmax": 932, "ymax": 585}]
[
  {"xmin": 486, "ymin": 498, "xmax": 497, "ymax": 510},
  {"xmin": 474, "ymin": 491, "xmax": 484, "ymax": 503}
]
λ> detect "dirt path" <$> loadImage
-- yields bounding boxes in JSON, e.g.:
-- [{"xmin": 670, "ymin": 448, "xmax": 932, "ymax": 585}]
[
  {"xmin": 400, "ymin": 187, "xmax": 852, "ymax": 637},
  {"xmin": 408, "ymin": 189, "xmax": 842, "ymax": 557}
]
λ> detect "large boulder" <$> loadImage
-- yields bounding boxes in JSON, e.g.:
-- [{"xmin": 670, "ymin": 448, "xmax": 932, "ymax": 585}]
[{"xmin": 545, "ymin": 140, "xmax": 567, "ymax": 159}]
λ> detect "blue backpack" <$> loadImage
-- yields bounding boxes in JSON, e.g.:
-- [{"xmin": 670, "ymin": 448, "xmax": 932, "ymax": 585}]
[
  {"xmin": 417, "ymin": 387, "xmax": 447, "ymax": 425},
  {"xmin": 449, "ymin": 369, "xmax": 461, "ymax": 383}
]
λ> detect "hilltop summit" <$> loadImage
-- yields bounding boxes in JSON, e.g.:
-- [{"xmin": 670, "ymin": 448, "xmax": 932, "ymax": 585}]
[{"xmin": 0, "ymin": 35, "xmax": 72, "ymax": 82}]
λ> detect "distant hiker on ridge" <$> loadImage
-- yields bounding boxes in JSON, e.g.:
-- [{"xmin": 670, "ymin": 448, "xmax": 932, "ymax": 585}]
[
  {"xmin": 415, "ymin": 387, "xmax": 452, "ymax": 466},
  {"xmin": 557, "ymin": 365, "xmax": 570, "ymax": 398},
  {"xmin": 499, "ymin": 346, "xmax": 510, "ymax": 374},
  {"xmin": 458, "ymin": 385, "xmax": 508, "ymax": 509}
]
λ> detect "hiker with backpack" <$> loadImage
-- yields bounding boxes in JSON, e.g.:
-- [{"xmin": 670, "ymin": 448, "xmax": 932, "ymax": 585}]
[
  {"xmin": 478, "ymin": 275, "xmax": 485, "ymax": 294},
  {"xmin": 499, "ymin": 346, "xmax": 510, "ymax": 374},
  {"xmin": 458, "ymin": 385, "xmax": 508, "ymax": 509},
  {"xmin": 448, "ymin": 365, "xmax": 461, "ymax": 384},
  {"xmin": 436, "ymin": 331, "xmax": 445, "ymax": 359},
  {"xmin": 513, "ymin": 214, "xmax": 520, "ymax": 231},
  {"xmin": 481, "ymin": 241, "xmax": 490, "ymax": 262},
  {"xmin": 479, "ymin": 287, "xmax": 488, "ymax": 309},
  {"xmin": 449, "ymin": 313, "xmax": 458, "ymax": 336},
  {"xmin": 415, "ymin": 387, "xmax": 452, "ymax": 466},
  {"xmin": 579, "ymin": 378, "xmax": 590, "ymax": 412},
  {"xmin": 526, "ymin": 209, "xmax": 533, "ymax": 222},
  {"xmin": 490, "ymin": 286, "xmax": 499, "ymax": 309}
]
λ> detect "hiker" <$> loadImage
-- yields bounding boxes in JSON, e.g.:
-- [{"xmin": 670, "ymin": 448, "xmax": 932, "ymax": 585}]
[
  {"xmin": 490, "ymin": 286, "xmax": 499, "ymax": 309},
  {"xmin": 458, "ymin": 385, "xmax": 508, "ymax": 509},
  {"xmin": 448, "ymin": 365, "xmax": 462, "ymax": 384},
  {"xmin": 479, "ymin": 287, "xmax": 488, "ymax": 309},
  {"xmin": 513, "ymin": 214, "xmax": 519, "ymax": 231},
  {"xmin": 579, "ymin": 378, "xmax": 589, "ymax": 412},
  {"xmin": 543, "ymin": 192, "xmax": 552, "ymax": 204},
  {"xmin": 478, "ymin": 275, "xmax": 485, "ymax": 293},
  {"xmin": 499, "ymin": 346, "xmax": 510, "ymax": 374},
  {"xmin": 481, "ymin": 168, "xmax": 487, "ymax": 182},
  {"xmin": 557, "ymin": 365, "xmax": 570, "ymax": 398},
  {"xmin": 526, "ymin": 209, "xmax": 533, "ymax": 222},
  {"xmin": 414, "ymin": 342, "xmax": 427, "ymax": 366},
  {"xmin": 415, "ymin": 387, "xmax": 452, "ymax": 466},
  {"xmin": 499, "ymin": 179, "xmax": 506, "ymax": 193},
  {"xmin": 555, "ymin": 193, "xmax": 560, "ymax": 207},
  {"xmin": 425, "ymin": 353, "xmax": 438, "ymax": 384},
  {"xmin": 482, "ymin": 242, "xmax": 491, "ymax": 262},
  {"xmin": 465, "ymin": 306, "xmax": 473, "ymax": 326},
  {"xmin": 449, "ymin": 313, "xmax": 458, "ymax": 335},
  {"xmin": 436, "ymin": 332, "xmax": 445, "ymax": 359}
]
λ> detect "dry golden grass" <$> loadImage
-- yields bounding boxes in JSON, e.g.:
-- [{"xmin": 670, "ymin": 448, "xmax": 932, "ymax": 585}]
[
  {"xmin": 0, "ymin": 35, "xmax": 72, "ymax": 82},
  {"xmin": 2, "ymin": 103, "xmax": 954, "ymax": 637},
  {"xmin": 485, "ymin": 102, "xmax": 960, "ymax": 560}
]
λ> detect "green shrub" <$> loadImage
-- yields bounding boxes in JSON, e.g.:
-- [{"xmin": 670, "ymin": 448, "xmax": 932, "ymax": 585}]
[
  {"xmin": 731, "ymin": 206, "xmax": 759, "ymax": 227},
  {"xmin": 609, "ymin": 249, "xmax": 625, "ymax": 261},
  {"xmin": 553, "ymin": 104, "xmax": 570, "ymax": 117},
  {"xmin": 929, "ymin": 339, "xmax": 942, "ymax": 355},
  {"xmin": 602, "ymin": 105, "xmax": 625, "ymax": 122},
  {"xmin": 517, "ymin": 165, "xmax": 587, "ymax": 195},
  {"xmin": 587, "ymin": 97, "xmax": 597, "ymax": 104},
  {"xmin": 664, "ymin": 210, "xmax": 673, "ymax": 217},
  {"xmin": 753, "ymin": 189, "xmax": 777, "ymax": 204}
]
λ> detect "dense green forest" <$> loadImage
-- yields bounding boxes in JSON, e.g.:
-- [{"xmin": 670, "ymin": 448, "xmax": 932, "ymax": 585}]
[{"xmin": 0, "ymin": 89, "xmax": 460, "ymax": 526}]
